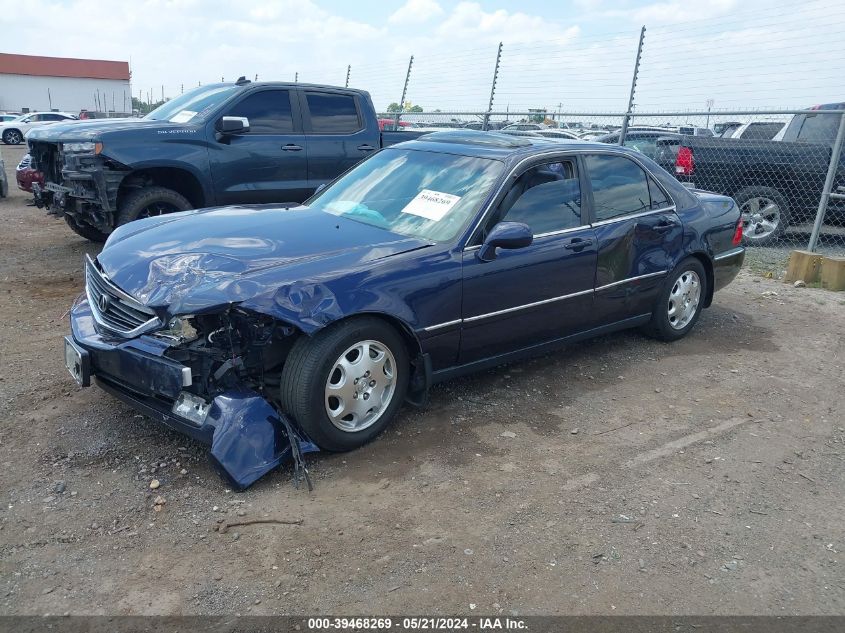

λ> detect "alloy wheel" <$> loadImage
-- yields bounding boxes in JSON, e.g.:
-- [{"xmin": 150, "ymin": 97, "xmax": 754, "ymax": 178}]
[{"xmin": 740, "ymin": 196, "xmax": 780, "ymax": 242}]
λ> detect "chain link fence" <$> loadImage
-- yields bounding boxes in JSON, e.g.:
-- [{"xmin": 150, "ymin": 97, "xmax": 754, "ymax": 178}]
[{"xmin": 377, "ymin": 109, "xmax": 845, "ymax": 260}]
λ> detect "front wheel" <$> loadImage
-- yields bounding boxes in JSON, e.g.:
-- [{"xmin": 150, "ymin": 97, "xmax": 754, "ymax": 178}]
[
  {"xmin": 280, "ymin": 317, "xmax": 409, "ymax": 452},
  {"xmin": 642, "ymin": 258, "xmax": 707, "ymax": 342},
  {"xmin": 116, "ymin": 186, "xmax": 192, "ymax": 227}
]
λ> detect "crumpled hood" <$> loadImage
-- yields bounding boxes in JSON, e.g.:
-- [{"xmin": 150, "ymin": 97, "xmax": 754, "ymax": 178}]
[
  {"xmin": 27, "ymin": 118, "xmax": 187, "ymax": 142},
  {"xmin": 96, "ymin": 204, "xmax": 430, "ymax": 316}
]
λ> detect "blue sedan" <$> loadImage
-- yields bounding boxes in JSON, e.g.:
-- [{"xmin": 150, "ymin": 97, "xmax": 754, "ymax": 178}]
[{"xmin": 64, "ymin": 131, "xmax": 745, "ymax": 488}]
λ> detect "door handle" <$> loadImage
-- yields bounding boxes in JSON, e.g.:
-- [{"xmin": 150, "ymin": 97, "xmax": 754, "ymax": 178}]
[
  {"xmin": 653, "ymin": 220, "xmax": 677, "ymax": 233},
  {"xmin": 564, "ymin": 238, "xmax": 594, "ymax": 250},
  {"xmin": 357, "ymin": 144, "xmax": 376, "ymax": 151},
  {"xmin": 281, "ymin": 144, "xmax": 303, "ymax": 151}
]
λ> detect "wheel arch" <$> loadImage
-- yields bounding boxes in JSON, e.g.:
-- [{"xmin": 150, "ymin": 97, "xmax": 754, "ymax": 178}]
[
  {"xmin": 117, "ymin": 166, "xmax": 207, "ymax": 209},
  {"xmin": 683, "ymin": 250, "xmax": 715, "ymax": 308}
]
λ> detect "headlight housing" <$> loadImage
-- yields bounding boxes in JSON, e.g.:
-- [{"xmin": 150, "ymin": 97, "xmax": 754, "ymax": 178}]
[
  {"xmin": 154, "ymin": 316, "xmax": 198, "ymax": 344},
  {"xmin": 62, "ymin": 141, "xmax": 103, "ymax": 154}
]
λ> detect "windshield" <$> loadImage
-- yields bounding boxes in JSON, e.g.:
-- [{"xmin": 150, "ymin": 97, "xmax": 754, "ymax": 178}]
[
  {"xmin": 308, "ymin": 148, "xmax": 504, "ymax": 242},
  {"xmin": 144, "ymin": 85, "xmax": 240, "ymax": 123}
]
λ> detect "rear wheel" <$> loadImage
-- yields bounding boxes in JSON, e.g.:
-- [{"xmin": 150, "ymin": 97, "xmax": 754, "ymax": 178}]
[
  {"xmin": 280, "ymin": 317, "xmax": 409, "ymax": 452},
  {"xmin": 2, "ymin": 129, "xmax": 23, "ymax": 145},
  {"xmin": 64, "ymin": 215, "xmax": 108, "ymax": 242},
  {"xmin": 116, "ymin": 186, "xmax": 192, "ymax": 227},
  {"xmin": 735, "ymin": 186, "xmax": 790, "ymax": 246},
  {"xmin": 642, "ymin": 258, "xmax": 707, "ymax": 342}
]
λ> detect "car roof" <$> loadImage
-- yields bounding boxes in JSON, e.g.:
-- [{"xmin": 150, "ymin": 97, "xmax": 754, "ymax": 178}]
[{"xmin": 392, "ymin": 130, "xmax": 614, "ymax": 161}]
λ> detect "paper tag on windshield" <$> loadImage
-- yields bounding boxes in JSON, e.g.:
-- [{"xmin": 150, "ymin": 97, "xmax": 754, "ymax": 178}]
[
  {"xmin": 170, "ymin": 110, "xmax": 197, "ymax": 123},
  {"xmin": 401, "ymin": 189, "xmax": 461, "ymax": 221}
]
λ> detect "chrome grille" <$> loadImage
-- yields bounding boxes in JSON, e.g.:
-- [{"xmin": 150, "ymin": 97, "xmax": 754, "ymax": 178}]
[{"xmin": 85, "ymin": 255, "xmax": 161, "ymax": 338}]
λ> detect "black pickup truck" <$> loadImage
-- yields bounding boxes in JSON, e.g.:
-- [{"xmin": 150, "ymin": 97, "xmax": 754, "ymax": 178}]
[
  {"xmin": 655, "ymin": 103, "xmax": 845, "ymax": 245},
  {"xmin": 27, "ymin": 79, "xmax": 422, "ymax": 241}
]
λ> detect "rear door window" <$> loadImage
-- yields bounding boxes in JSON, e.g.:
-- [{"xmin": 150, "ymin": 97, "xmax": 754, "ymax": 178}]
[
  {"xmin": 304, "ymin": 92, "xmax": 362, "ymax": 134},
  {"xmin": 585, "ymin": 155, "xmax": 652, "ymax": 221}
]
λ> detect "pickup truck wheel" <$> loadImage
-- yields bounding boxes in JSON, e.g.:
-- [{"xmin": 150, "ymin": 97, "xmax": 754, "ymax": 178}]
[
  {"xmin": 279, "ymin": 317, "xmax": 409, "ymax": 452},
  {"xmin": 735, "ymin": 186, "xmax": 790, "ymax": 246},
  {"xmin": 64, "ymin": 216, "xmax": 108, "ymax": 242},
  {"xmin": 116, "ymin": 186, "xmax": 192, "ymax": 226},
  {"xmin": 642, "ymin": 258, "xmax": 707, "ymax": 342},
  {"xmin": 2, "ymin": 129, "xmax": 23, "ymax": 145}
]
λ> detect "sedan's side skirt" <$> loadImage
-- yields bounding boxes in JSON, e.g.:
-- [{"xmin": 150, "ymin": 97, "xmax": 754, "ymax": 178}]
[{"xmin": 430, "ymin": 313, "xmax": 652, "ymax": 385}]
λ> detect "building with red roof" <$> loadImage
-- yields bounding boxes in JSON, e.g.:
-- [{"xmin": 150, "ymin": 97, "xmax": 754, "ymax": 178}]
[{"xmin": 0, "ymin": 53, "xmax": 131, "ymax": 115}]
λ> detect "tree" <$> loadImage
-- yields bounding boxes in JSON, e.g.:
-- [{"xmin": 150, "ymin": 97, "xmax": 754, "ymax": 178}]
[
  {"xmin": 408, "ymin": 105, "xmax": 423, "ymax": 113},
  {"xmin": 386, "ymin": 102, "xmax": 402, "ymax": 113}
]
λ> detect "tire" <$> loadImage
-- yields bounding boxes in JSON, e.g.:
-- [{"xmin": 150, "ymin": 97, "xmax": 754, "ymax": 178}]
[
  {"xmin": 2, "ymin": 129, "xmax": 23, "ymax": 145},
  {"xmin": 280, "ymin": 317, "xmax": 409, "ymax": 452},
  {"xmin": 734, "ymin": 186, "xmax": 790, "ymax": 246},
  {"xmin": 64, "ymin": 215, "xmax": 108, "ymax": 242},
  {"xmin": 116, "ymin": 186, "xmax": 192, "ymax": 227},
  {"xmin": 642, "ymin": 258, "xmax": 708, "ymax": 342}
]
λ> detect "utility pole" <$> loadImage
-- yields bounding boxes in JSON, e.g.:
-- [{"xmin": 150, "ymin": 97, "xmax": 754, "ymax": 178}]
[
  {"xmin": 705, "ymin": 98, "xmax": 714, "ymax": 128},
  {"xmin": 619, "ymin": 25, "xmax": 646, "ymax": 145},
  {"xmin": 345, "ymin": 64, "xmax": 351, "ymax": 88},
  {"xmin": 395, "ymin": 55, "xmax": 414, "ymax": 130},
  {"xmin": 483, "ymin": 42, "xmax": 503, "ymax": 131}
]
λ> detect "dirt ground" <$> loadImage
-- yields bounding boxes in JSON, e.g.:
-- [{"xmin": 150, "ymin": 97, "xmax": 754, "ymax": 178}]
[{"xmin": 1, "ymin": 143, "xmax": 844, "ymax": 616}]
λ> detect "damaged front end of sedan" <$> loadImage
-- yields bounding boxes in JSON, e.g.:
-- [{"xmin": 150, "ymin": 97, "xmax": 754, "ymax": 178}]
[{"xmin": 67, "ymin": 255, "xmax": 319, "ymax": 490}]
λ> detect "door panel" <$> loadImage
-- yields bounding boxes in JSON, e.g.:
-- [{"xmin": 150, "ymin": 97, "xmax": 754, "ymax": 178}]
[
  {"xmin": 459, "ymin": 228, "xmax": 597, "ymax": 364},
  {"xmin": 208, "ymin": 89, "xmax": 310, "ymax": 205},
  {"xmin": 300, "ymin": 91, "xmax": 380, "ymax": 190},
  {"xmin": 583, "ymin": 153, "xmax": 683, "ymax": 324}
]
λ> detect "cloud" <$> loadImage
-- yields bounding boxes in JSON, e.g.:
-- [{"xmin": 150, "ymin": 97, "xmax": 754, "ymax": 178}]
[
  {"xmin": 437, "ymin": 2, "xmax": 580, "ymax": 45},
  {"xmin": 388, "ymin": 0, "xmax": 444, "ymax": 25}
]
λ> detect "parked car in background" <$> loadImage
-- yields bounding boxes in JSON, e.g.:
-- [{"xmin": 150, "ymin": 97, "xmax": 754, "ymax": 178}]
[
  {"xmin": 28, "ymin": 80, "xmax": 425, "ymax": 242},
  {"xmin": 0, "ymin": 147, "xmax": 8, "ymax": 198},
  {"xmin": 63, "ymin": 130, "xmax": 744, "ymax": 488},
  {"xmin": 0, "ymin": 112, "xmax": 78, "ymax": 144},
  {"xmin": 655, "ymin": 103, "xmax": 845, "ymax": 245},
  {"xmin": 1, "ymin": 114, "xmax": 19, "ymax": 123},
  {"xmin": 16, "ymin": 154, "xmax": 44, "ymax": 193},
  {"xmin": 596, "ymin": 130, "xmax": 682, "ymax": 160},
  {"xmin": 719, "ymin": 121, "xmax": 785, "ymax": 140},
  {"xmin": 501, "ymin": 123, "xmax": 544, "ymax": 131}
]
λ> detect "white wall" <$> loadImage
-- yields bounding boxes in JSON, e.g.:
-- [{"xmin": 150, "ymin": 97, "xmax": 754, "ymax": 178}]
[{"xmin": 0, "ymin": 75, "xmax": 132, "ymax": 113}]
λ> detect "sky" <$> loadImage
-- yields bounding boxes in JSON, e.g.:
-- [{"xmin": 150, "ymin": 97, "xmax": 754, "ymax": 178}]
[{"xmin": 0, "ymin": 0, "xmax": 843, "ymax": 114}]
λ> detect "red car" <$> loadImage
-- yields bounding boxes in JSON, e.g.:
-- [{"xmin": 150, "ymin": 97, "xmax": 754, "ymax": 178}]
[{"xmin": 16, "ymin": 154, "xmax": 44, "ymax": 193}]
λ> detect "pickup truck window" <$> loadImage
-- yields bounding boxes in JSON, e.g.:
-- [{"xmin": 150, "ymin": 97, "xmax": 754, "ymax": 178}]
[
  {"xmin": 224, "ymin": 90, "xmax": 294, "ymax": 134},
  {"xmin": 586, "ymin": 154, "xmax": 668, "ymax": 220},
  {"xmin": 794, "ymin": 112, "xmax": 840, "ymax": 143},
  {"xmin": 305, "ymin": 92, "xmax": 361, "ymax": 134},
  {"xmin": 311, "ymin": 148, "xmax": 503, "ymax": 242}
]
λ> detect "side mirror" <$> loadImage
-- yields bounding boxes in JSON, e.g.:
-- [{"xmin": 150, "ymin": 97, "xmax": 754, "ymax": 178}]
[
  {"xmin": 478, "ymin": 221, "xmax": 533, "ymax": 262},
  {"xmin": 217, "ymin": 116, "xmax": 250, "ymax": 135}
]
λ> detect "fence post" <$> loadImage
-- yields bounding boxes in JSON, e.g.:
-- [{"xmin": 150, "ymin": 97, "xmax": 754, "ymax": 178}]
[
  {"xmin": 619, "ymin": 25, "xmax": 646, "ymax": 145},
  {"xmin": 482, "ymin": 42, "xmax": 503, "ymax": 132},
  {"xmin": 395, "ymin": 55, "xmax": 414, "ymax": 130},
  {"xmin": 345, "ymin": 65, "xmax": 351, "ymax": 88},
  {"xmin": 808, "ymin": 110, "xmax": 845, "ymax": 251}
]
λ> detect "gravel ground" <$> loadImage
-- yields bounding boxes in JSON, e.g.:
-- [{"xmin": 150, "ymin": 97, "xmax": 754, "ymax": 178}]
[{"xmin": 1, "ymin": 143, "xmax": 844, "ymax": 616}]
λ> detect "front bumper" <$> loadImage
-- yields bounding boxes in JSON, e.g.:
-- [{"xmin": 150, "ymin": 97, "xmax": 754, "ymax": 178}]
[{"xmin": 68, "ymin": 297, "xmax": 318, "ymax": 489}]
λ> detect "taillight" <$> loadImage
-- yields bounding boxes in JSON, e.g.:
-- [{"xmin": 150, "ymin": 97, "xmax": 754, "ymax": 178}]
[
  {"xmin": 675, "ymin": 146, "xmax": 694, "ymax": 176},
  {"xmin": 732, "ymin": 216, "xmax": 743, "ymax": 246}
]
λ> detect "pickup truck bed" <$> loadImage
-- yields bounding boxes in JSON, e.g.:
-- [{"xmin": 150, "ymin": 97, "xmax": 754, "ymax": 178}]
[{"xmin": 655, "ymin": 105, "xmax": 845, "ymax": 245}]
